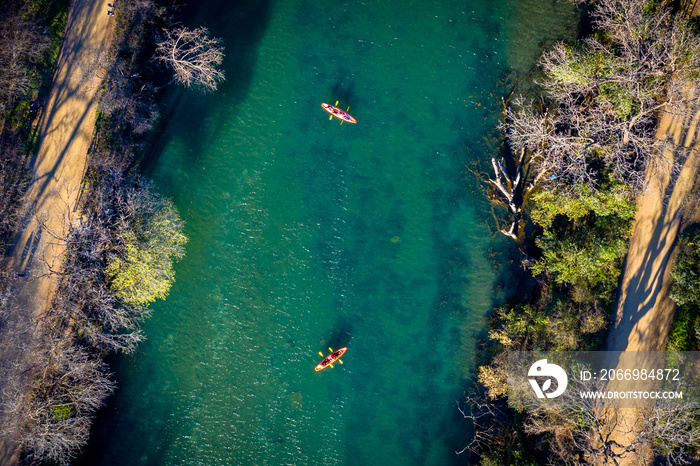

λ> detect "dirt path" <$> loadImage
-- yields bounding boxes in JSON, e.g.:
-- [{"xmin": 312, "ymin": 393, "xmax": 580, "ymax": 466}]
[
  {"xmin": 603, "ymin": 95, "xmax": 700, "ymax": 464},
  {"xmin": 607, "ymin": 102, "xmax": 700, "ymax": 354},
  {"xmin": 0, "ymin": 0, "xmax": 112, "ymax": 462}
]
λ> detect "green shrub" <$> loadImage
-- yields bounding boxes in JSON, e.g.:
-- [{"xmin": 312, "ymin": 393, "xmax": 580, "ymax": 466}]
[
  {"xmin": 106, "ymin": 197, "xmax": 187, "ymax": 308},
  {"xmin": 530, "ymin": 185, "xmax": 636, "ymax": 289},
  {"xmin": 670, "ymin": 229, "xmax": 700, "ymax": 308},
  {"xmin": 667, "ymin": 307, "xmax": 697, "ymax": 351}
]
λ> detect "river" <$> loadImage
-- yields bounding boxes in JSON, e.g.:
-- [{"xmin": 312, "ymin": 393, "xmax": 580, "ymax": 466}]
[{"xmin": 79, "ymin": 1, "xmax": 580, "ymax": 464}]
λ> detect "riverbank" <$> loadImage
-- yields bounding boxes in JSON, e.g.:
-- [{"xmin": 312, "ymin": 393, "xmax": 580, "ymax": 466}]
[
  {"xmin": 0, "ymin": 0, "xmax": 112, "ymax": 462},
  {"xmin": 470, "ymin": 1, "xmax": 700, "ymax": 463}
]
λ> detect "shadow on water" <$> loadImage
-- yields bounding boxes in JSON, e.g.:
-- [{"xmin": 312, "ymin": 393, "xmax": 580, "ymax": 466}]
[
  {"xmin": 141, "ymin": 0, "xmax": 273, "ymax": 175},
  {"xmin": 324, "ymin": 319, "xmax": 353, "ymax": 350},
  {"xmin": 80, "ymin": 5, "xmax": 276, "ymax": 462},
  {"xmin": 330, "ymin": 71, "xmax": 355, "ymax": 106},
  {"xmin": 73, "ymin": 351, "xmax": 173, "ymax": 466}
]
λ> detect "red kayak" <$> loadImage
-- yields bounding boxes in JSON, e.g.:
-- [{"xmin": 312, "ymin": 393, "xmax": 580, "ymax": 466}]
[
  {"xmin": 315, "ymin": 347, "xmax": 347, "ymax": 371},
  {"xmin": 321, "ymin": 103, "xmax": 357, "ymax": 124}
]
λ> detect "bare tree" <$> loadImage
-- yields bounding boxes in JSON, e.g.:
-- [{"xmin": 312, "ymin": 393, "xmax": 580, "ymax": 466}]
[
  {"xmin": 490, "ymin": 0, "xmax": 700, "ymax": 239},
  {"xmin": 456, "ymin": 392, "xmax": 512, "ymax": 456},
  {"xmin": 49, "ymin": 171, "xmax": 185, "ymax": 354},
  {"xmin": 538, "ymin": 0, "xmax": 700, "ymax": 188},
  {"xmin": 156, "ymin": 26, "xmax": 225, "ymax": 92},
  {"xmin": 19, "ymin": 343, "xmax": 115, "ymax": 465},
  {"xmin": 488, "ymin": 149, "xmax": 527, "ymax": 240},
  {"xmin": 0, "ymin": 5, "xmax": 49, "ymax": 114},
  {"xmin": 489, "ymin": 95, "xmax": 588, "ymax": 239},
  {"xmin": 518, "ymin": 370, "xmax": 700, "ymax": 465}
]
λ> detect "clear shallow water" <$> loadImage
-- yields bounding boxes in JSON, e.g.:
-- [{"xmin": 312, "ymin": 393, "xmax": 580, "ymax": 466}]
[{"xmin": 80, "ymin": 1, "xmax": 580, "ymax": 465}]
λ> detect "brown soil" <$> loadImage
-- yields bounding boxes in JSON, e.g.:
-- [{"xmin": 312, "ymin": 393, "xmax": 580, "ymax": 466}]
[{"xmin": 0, "ymin": 0, "xmax": 112, "ymax": 462}]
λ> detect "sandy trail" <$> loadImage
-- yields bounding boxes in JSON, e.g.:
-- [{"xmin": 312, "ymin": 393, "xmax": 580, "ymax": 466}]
[
  {"xmin": 0, "ymin": 0, "xmax": 112, "ymax": 462},
  {"xmin": 608, "ymin": 101, "xmax": 700, "ymax": 354},
  {"xmin": 603, "ymin": 94, "xmax": 700, "ymax": 465}
]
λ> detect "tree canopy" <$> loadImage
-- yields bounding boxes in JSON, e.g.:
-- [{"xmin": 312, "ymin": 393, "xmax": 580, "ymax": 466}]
[
  {"xmin": 530, "ymin": 185, "xmax": 636, "ymax": 289},
  {"xmin": 475, "ymin": 0, "xmax": 700, "ymax": 463},
  {"xmin": 105, "ymin": 191, "xmax": 187, "ymax": 309},
  {"xmin": 503, "ymin": 0, "xmax": 700, "ymax": 193}
]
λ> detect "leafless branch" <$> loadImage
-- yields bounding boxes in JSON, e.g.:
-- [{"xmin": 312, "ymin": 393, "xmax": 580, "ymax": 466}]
[{"xmin": 155, "ymin": 26, "xmax": 225, "ymax": 93}]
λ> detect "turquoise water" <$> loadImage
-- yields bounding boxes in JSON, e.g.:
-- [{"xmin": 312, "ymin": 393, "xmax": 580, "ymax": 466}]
[{"xmin": 80, "ymin": 1, "xmax": 580, "ymax": 464}]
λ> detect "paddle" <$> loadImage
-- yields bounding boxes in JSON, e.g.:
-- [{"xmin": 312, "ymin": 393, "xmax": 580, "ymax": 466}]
[
  {"xmin": 328, "ymin": 347, "xmax": 345, "ymax": 365},
  {"xmin": 340, "ymin": 105, "xmax": 350, "ymax": 125},
  {"xmin": 327, "ymin": 347, "xmax": 336, "ymax": 369}
]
